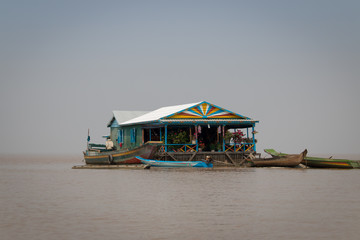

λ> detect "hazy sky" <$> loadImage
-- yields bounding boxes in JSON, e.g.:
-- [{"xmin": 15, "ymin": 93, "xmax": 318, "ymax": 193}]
[{"xmin": 1, "ymin": 0, "xmax": 359, "ymax": 156}]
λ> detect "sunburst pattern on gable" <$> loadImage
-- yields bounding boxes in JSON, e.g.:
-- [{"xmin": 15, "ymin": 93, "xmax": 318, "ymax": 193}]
[{"xmin": 167, "ymin": 102, "xmax": 246, "ymax": 119}]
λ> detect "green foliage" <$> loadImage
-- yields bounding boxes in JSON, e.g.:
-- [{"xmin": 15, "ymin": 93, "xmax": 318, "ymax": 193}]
[
  {"xmin": 167, "ymin": 130, "xmax": 190, "ymax": 144},
  {"xmin": 232, "ymin": 130, "xmax": 244, "ymax": 143},
  {"xmin": 225, "ymin": 130, "xmax": 244, "ymax": 143},
  {"xmin": 224, "ymin": 131, "xmax": 233, "ymax": 143},
  {"xmin": 216, "ymin": 143, "xmax": 222, "ymax": 151}
]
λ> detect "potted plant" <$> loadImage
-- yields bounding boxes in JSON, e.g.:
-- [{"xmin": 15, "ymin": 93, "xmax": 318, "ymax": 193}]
[
  {"xmin": 210, "ymin": 143, "xmax": 216, "ymax": 152},
  {"xmin": 224, "ymin": 131, "xmax": 233, "ymax": 143},
  {"xmin": 232, "ymin": 130, "xmax": 244, "ymax": 144},
  {"xmin": 216, "ymin": 143, "xmax": 222, "ymax": 152},
  {"xmin": 191, "ymin": 133, "xmax": 197, "ymax": 144},
  {"xmin": 198, "ymin": 141, "xmax": 205, "ymax": 151}
]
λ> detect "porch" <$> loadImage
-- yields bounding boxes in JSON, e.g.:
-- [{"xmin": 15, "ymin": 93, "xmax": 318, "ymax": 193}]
[
  {"xmin": 142, "ymin": 121, "xmax": 258, "ymax": 161},
  {"xmin": 158, "ymin": 142, "xmax": 256, "ymax": 153}
]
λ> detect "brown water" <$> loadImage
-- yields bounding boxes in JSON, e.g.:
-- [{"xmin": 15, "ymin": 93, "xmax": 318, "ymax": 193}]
[{"xmin": 1, "ymin": 155, "xmax": 360, "ymax": 240}]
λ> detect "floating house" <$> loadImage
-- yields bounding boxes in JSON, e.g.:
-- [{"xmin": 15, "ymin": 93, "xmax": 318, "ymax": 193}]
[{"xmin": 106, "ymin": 101, "xmax": 259, "ymax": 165}]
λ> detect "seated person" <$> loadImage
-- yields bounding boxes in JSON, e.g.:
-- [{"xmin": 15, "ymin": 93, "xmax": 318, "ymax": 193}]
[
  {"xmin": 105, "ymin": 138, "xmax": 115, "ymax": 150},
  {"xmin": 205, "ymin": 155, "xmax": 213, "ymax": 163}
]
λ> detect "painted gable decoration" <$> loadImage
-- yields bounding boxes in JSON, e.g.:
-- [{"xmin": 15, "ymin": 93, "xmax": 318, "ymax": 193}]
[{"xmin": 166, "ymin": 102, "xmax": 248, "ymax": 119}]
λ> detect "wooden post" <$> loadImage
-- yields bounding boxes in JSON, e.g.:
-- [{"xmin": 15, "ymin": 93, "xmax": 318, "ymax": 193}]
[
  {"xmin": 195, "ymin": 125, "xmax": 198, "ymax": 151},
  {"xmin": 225, "ymin": 152, "xmax": 237, "ymax": 166},
  {"xmin": 190, "ymin": 127, "xmax": 192, "ymax": 142},
  {"xmin": 222, "ymin": 125, "xmax": 225, "ymax": 152},
  {"xmin": 160, "ymin": 127, "xmax": 162, "ymax": 141},
  {"xmin": 166, "ymin": 152, "xmax": 177, "ymax": 161},
  {"xmin": 189, "ymin": 152, "xmax": 197, "ymax": 161},
  {"xmin": 87, "ymin": 128, "xmax": 90, "ymax": 150},
  {"xmin": 142, "ymin": 129, "xmax": 145, "ymax": 144},
  {"xmin": 252, "ymin": 125, "xmax": 256, "ymax": 152},
  {"xmin": 234, "ymin": 128, "xmax": 236, "ymax": 152},
  {"xmin": 165, "ymin": 125, "xmax": 168, "ymax": 152}
]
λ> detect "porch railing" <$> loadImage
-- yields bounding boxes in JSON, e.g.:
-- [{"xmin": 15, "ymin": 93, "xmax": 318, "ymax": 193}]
[
  {"xmin": 160, "ymin": 144, "xmax": 197, "ymax": 152},
  {"xmin": 224, "ymin": 143, "xmax": 254, "ymax": 152},
  {"xmin": 159, "ymin": 143, "xmax": 255, "ymax": 152}
]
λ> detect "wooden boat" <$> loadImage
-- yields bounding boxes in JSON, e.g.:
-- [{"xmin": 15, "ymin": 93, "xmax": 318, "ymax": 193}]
[
  {"xmin": 83, "ymin": 142, "xmax": 160, "ymax": 165},
  {"xmin": 264, "ymin": 149, "xmax": 360, "ymax": 169},
  {"xmin": 250, "ymin": 149, "xmax": 307, "ymax": 167},
  {"xmin": 136, "ymin": 156, "xmax": 213, "ymax": 168}
]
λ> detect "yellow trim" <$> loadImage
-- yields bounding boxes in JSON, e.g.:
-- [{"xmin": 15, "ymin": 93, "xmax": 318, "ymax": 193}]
[
  {"xmin": 319, "ymin": 162, "xmax": 350, "ymax": 166},
  {"xmin": 236, "ymin": 144, "xmax": 244, "ymax": 152},
  {"xmin": 225, "ymin": 145, "xmax": 234, "ymax": 152},
  {"xmin": 193, "ymin": 107, "xmax": 202, "ymax": 115},
  {"xmin": 201, "ymin": 103, "xmax": 207, "ymax": 115},
  {"xmin": 145, "ymin": 141, "xmax": 163, "ymax": 144},
  {"xmin": 170, "ymin": 114, "xmax": 202, "ymax": 119},
  {"xmin": 245, "ymin": 145, "xmax": 254, "ymax": 152},
  {"xmin": 186, "ymin": 145, "xmax": 196, "ymax": 152},
  {"xmin": 177, "ymin": 145, "xmax": 185, "ymax": 152},
  {"xmin": 207, "ymin": 107, "xmax": 219, "ymax": 115},
  {"xmin": 85, "ymin": 155, "xmax": 109, "ymax": 159},
  {"xmin": 112, "ymin": 149, "xmax": 138, "ymax": 157}
]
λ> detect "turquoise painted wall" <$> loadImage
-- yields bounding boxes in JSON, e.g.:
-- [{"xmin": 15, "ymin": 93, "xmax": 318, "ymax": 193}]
[
  {"xmin": 110, "ymin": 125, "xmax": 143, "ymax": 150},
  {"xmin": 110, "ymin": 127, "xmax": 119, "ymax": 149}
]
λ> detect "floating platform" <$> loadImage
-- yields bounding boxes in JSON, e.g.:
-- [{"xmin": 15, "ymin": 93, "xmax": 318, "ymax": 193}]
[
  {"xmin": 72, "ymin": 164, "xmax": 252, "ymax": 170},
  {"xmin": 72, "ymin": 164, "xmax": 145, "ymax": 170}
]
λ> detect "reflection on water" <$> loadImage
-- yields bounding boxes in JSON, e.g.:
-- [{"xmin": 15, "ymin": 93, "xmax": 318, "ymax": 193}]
[{"xmin": 1, "ymin": 156, "xmax": 360, "ymax": 240}]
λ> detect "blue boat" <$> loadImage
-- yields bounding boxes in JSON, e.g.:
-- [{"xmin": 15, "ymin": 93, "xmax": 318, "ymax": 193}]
[{"xmin": 135, "ymin": 156, "xmax": 213, "ymax": 168}]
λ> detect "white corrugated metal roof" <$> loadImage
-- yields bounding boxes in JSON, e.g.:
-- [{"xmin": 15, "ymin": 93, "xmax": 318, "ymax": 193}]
[
  {"xmin": 107, "ymin": 111, "xmax": 149, "ymax": 127},
  {"xmin": 120, "ymin": 102, "xmax": 201, "ymax": 126}
]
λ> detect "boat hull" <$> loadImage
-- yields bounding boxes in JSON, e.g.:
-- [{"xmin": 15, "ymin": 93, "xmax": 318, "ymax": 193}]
[
  {"xmin": 83, "ymin": 143, "xmax": 159, "ymax": 165},
  {"xmin": 264, "ymin": 149, "xmax": 360, "ymax": 169},
  {"xmin": 136, "ymin": 157, "xmax": 213, "ymax": 168},
  {"xmin": 302, "ymin": 157, "xmax": 358, "ymax": 169},
  {"xmin": 251, "ymin": 149, "xmax": 307, "ymax": 167},
  {"xmin": 83, "ymin": 154, "xmax": 111, "ymax": 165}
]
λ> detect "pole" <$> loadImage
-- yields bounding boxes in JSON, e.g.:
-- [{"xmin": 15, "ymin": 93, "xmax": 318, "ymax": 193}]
[
  {"xmin": 252, "ymin": 125, "xmax": 256, "ymax": 152},
  {"xmin": 190, "ymin": 127, "xmax": 192, "ymax": 143},
  {"xmin": 222, "ymin": 125, "xmax": 225, "ymax": 152},
  {"xmin": 195, "ymin": 125, "xmax": 198, "ymax": 151},
  {"xmin": 160, "ymin": 127, "xmax": 162, "ymax": 142},
  {"xmin": 87, "ymin": 128, "xmax": 90, "ymax": 150},
  {"xmin": 165, "ymin": 125, "xmax": 168, "ymax": 152}
]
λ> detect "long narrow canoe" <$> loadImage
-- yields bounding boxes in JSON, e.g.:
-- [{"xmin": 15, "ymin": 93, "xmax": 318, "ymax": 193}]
[
  {"xmin": 136, "ymin": 156, "xmax": 213, "ymax": 168},
  {"xmin": 264, "ymin": 149, "xmax": 360, "ymax": 169},
  {"xmin": 250, "ymin": 149, "xmax": 307, "ymax": 167},
  {"xmin": 83, "ymin": 142, "xmax": 160, "ymax": 165}
]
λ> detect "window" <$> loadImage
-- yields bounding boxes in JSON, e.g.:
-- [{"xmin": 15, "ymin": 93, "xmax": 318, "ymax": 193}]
[
  {"xmin": 130, "ymin": 128, "xmax": 136, "ymax": 143},
  {"xmin": 117, "ymin": 129, "xmax": 123, "ymax": 143}
]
